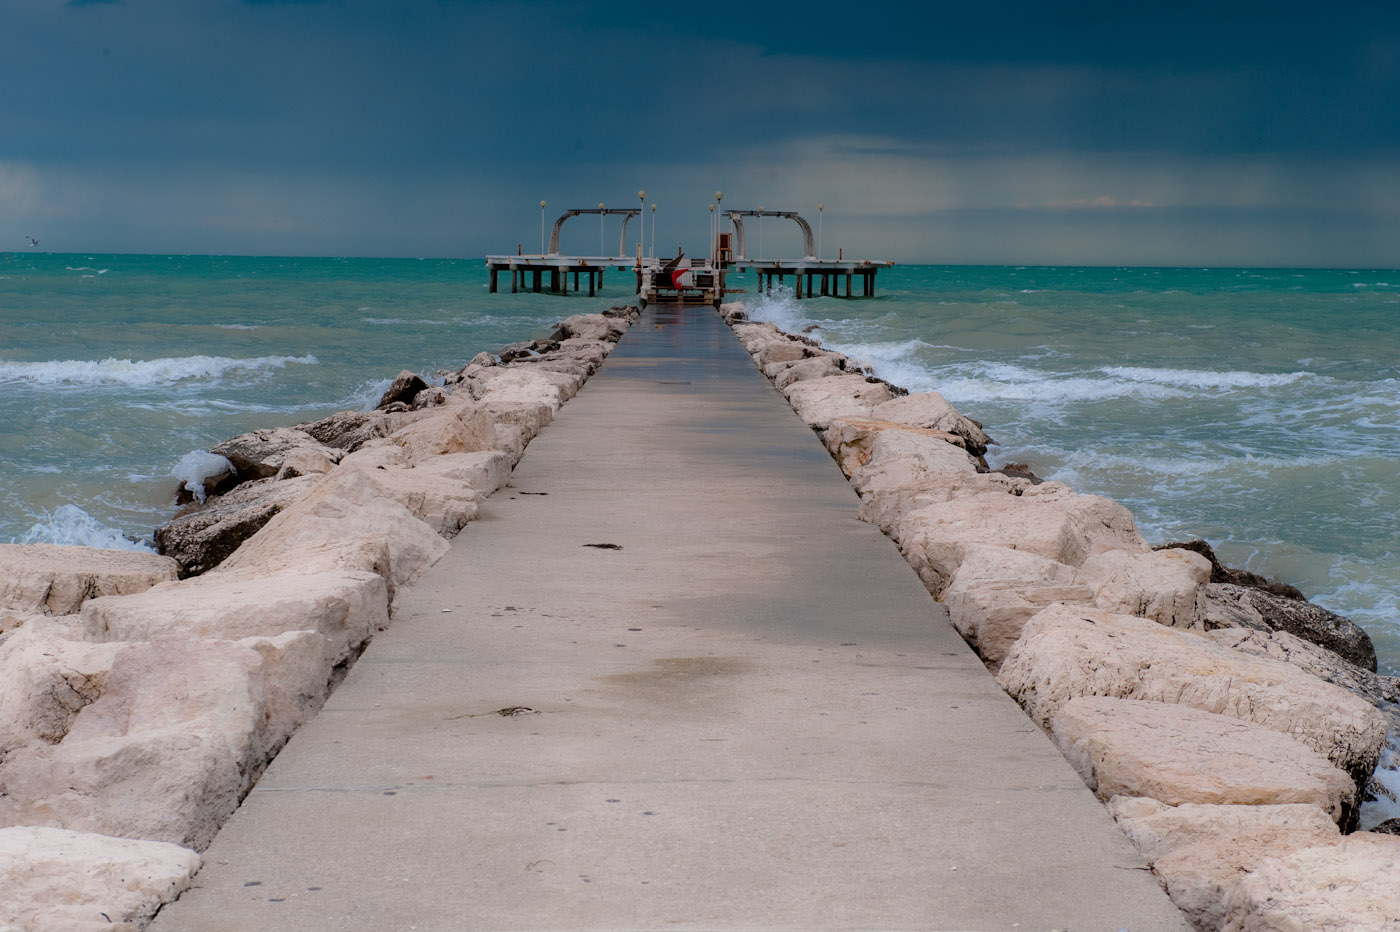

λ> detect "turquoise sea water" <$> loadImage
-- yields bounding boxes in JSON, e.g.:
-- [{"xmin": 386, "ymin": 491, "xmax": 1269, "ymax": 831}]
[{"xmin": 2, "ymin": 255, "xmax": 1398, "ymax": 675}]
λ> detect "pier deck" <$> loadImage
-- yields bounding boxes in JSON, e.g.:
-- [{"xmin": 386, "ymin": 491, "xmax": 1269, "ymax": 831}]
[{"xmin": 151, "ymin": 306, "xmax": 1188, "ymax": 932}]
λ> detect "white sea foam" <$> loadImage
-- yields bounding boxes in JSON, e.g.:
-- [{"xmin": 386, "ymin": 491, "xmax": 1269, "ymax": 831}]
[
  {"xmin": 0, "ymin": 353, "xmax": 317, "ymax": 387},
  {"xmin": 214, "ymin": 323, "xmax": 260, "ymax": 331},
  {"xmin": 743, "ymin": 283, "xmax": 809, "ymax": 332},
  {"xmin": 15, "ymin": 504, "xmax": 153, "ymax": 552},
  {"xmin": 172, "ymin": 450, "xmax": 234, "ymax": 503},
  {"xmin": 1100, "ymin": 366, "xmax": 1314, "ymax": 390}
]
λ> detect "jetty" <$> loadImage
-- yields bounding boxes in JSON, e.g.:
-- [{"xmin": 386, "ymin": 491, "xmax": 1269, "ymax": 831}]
[
  {"xmin": 487, "ymin": 205, "xmax": 893, "ymax": 300},
  {"xmin": 149, "ymin": 302, "xmax": 1188, "ymax": 931}
]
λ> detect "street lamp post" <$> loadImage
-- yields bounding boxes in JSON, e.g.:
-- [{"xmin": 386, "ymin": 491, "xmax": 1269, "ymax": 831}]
[
  {"xmin": 598, "ymin": 202, "xmax": 605, "ymax": 256},
  {"xmin": 817, "ymin": 203, "xmax": 823, "ymax": 260},
  {"xmin": 539, "ymin": 200, "xmax": 547, "ymax": 254},
  {"xmin": 637, "ymin": 190, "xmax": 646, "ymax": 258},
  {"xmin": 708, "ymin": 204, "xmax": 715, "ymax": 263},
  {"xmin": 757, "ymin": 205, "xmax": 765, "ymax": 261},
  {"xmin": 650, "ymin": 203, "xmax": 656, "ymax": 257},
  {"xmin": 714, "ymin": 191, "xmax": 723, "ymax": 255}
]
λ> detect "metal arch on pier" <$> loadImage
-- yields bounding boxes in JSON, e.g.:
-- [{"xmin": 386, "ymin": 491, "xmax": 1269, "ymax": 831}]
[
  {"xmin": 547, "ymin": 208, "xmax": 641, "ymax": 256},
  {"xmin": 724, "ymin": 210, "xmax": 815, "ymax": 260}
]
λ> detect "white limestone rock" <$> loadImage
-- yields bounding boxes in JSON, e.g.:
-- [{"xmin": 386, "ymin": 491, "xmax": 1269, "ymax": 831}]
[
  {"xmin": 386, "ymin": 407, "xmax": 497, "ymax": 464},
  {"xmin": 769, "ymin": 355, "xmax": 846, "ymax": 389},
  {"xmin": 870, "ymin": 391, "xmax": 991, "ymax": 455},
  {"xmin": 1051, "ymin": 696, "xmax": 1356, "ymax": 821},
  {"xmin": 997, "ymin": 604, "xmax": 1388, "ymax": 788},
  {"xmin": 210, "ymin": 426, "xmax": 344, "ymax": 481},
  {"xmin": 1078, "ymin": 547, "xmax": 1212, "ymax": 629},
  {"xmin": 0, "ymin": 826, "xmax": 200, "ymax": 932},
  {"xmin": 1221, "ymin": 832, "xmax": 1400, "ymax": 932},
  {"xmin": 1107, "ymin": 795, "xmax": 1340, "ymax": 864},
  {"xmin": 61, "ymin": 638, "xmax": 268, "ymax": 784},
  {"xmin": 941, "ymin": 545, "xmax": 1093, "ymax": 666},
  {"xmin": 0, "ymin": 628, "xmax": 124, "ymax": 753},
  {"xmin": 823, "ymin": 418, "xmax": 978, "ymax": 480},
  {"xmin": 214, "ymin": 468, "xmax": 449, "ymax": 598},
  {"xmin": 754, "ymin": 339, "xmax": 809, "ymax": 367},
  {"xmin": 782, "ymin": 375, "xmax": 897, "ymax": 430},
  {"xmin": 854, "ymin": 464, "xmax": 1029, "ymax": 540},
  {"xmin": 465, "ymin": 367, "xmax": 566, "ymax": 408},
  {"xmin": 333, "ymin": 461, "xmax": 482, "ymax": 539},
  {"xmin": 896, "ymin": 482, "xmax": 1147, "ymax": 596},
  {"xmin": 82, "ymin": 571, "xmax": 388, "ymax": 667},
  {"xmin": 240, "ymin": 630, "xmax": 335, "ymax": 757},
  {"xmin": 0, "ymin": 544, "xmax": 177, "ymax": 617},
  {"xmin": 1107, "ymin": 797, "xmax": 1342, "ymax": 932},
  {"xmin": 555, "ymin": 312, "xmax": 627, "ymax": 343},
  {"xmin": 0, "ymin": 724, "xmax": 242, "ymax": 851}
]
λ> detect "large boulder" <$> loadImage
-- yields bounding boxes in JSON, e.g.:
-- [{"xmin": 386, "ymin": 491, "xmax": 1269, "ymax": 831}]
[
  {"xmin": 824, "ymin": 418, "xmax": 979, "ymax": 480},
  {"xmin": 854, "ymin": 462, "xmax": 1030, "ymax": 539},
  {"xmin": 870, "ymin": 391, "xmax": 991, "ymax": 456},
  {"xmin": 1108, "ymin": 797, "xmax": 1342, "ymax": 932},
  {"xmin": 210, "ymin": 427, "xmax": 344, "ymax": 482},
  {"xmin": 753, "ymin": 339, "xmax": 810, "ymax": 368},
  {"xmin": 1078, "ymin": 547, "xmax": 1212, "ymax": 629},
  {"xmin": 769, "ymin": 355, "xmax": 846, "ymax": 389},
  {"xmin": 0, "ymin": 826, "xmax": 201, "ymax": 932},
  {"xmin": 941, "ymin": 545, "xmax": 1093, "ymax": 667},
  {"xmin": 213, "ymin": 468, "xmax": 449, "ymax": 598},
  {"xmin": 1051, "ymin": 696, "xmax": 1356, "ymax": 822},
  {"xmin": 896, "ymin": 483, "xmax": 1147, "ymax": 596},
  {"xmin": 62, "ymin": 638, "xmax": 268, "ymax": 782},
  {"xmin": 0, "ymin": 628, "xmax": 124, "ymax": 753},
  {"xmin": 553, "ymin": 313, "xmax": 627, "ymax": 343},
  {"xmin": 1207, "ymin": 626, "xmax": 1400, "ymax": 709},
  {"xmin": 1221, "ymin": 832, "xmax": 1400, "ymax": 932},
  {"xmin": 154, "ymin": 475, "xmax": 319, "ymax": 578},
  {"xmin": 331, "ymin": 460, "xmax": 483, "ymax": 539},
  {"xmin": 1108, "ymin": 795, "xmax": 1340, "ymax": 865},
  {"xmin": 1198, "ymin": 582, "xmax": 1377, "ymax": 672},
  {"xmin": 386, "ymin": 407, "xmax": 497, "ymax": 464},
  {"xmin": 0, "ymin": 724, "xmax": 241, "ymax": 851},
  {"xmin": 1157, "ymin": 538, "xmax": 1306, "ymax": 599},
  {"xmin": 375, "ymin": 369, "xmax": 429, "ymax": 409},
  {"xmin": 997, "ymin": 604, "xmax": 1388, "ymax": 792},
  {"xmin": 240, "ymin": 630, "xmax": 335, "ymax": 758},
  {"xmin": 0, "ymin": 544, "xmax": 177, "ymax": 616},
  {"xmin": 464, "ymin": 367, "xmax": 568, "ymax": 407},
  {"xmin": 294, "ymin": 408, "xmax": 422, "ymax": 453},
  {"xmin": 481, "ymin": 400, "xmax": 555, "ymax": 464},
  {"xmin": 83, "ymin": 571, "xmax": 388, "ymax": 667},
  {"xmin": 783, "ymin": 375, "xmax": 897, "ymax": 430}
]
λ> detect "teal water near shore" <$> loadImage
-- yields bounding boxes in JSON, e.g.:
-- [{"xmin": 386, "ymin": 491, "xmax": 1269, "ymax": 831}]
[{"xmin": 2, "ymin": 255, "xmax": 1397, "ymax": 673}]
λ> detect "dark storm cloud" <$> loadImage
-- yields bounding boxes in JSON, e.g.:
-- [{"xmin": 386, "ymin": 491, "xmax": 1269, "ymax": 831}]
[{"xmin": 3, "ymin": 0, "xmax": 1397, "ymax": 263}]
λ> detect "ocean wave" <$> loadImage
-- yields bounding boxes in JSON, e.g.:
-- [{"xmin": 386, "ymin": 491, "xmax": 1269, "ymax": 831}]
[
  {"xmin": 0, "ymin": 353, "xmax": 318, "ymax": 387},
  {"xmin": 936, "ymin": 373, "xmax": 1192, "ymax": 404},
  {"xmin": 1100, "ymin": 366, "xmax": 1314, "ymax": 389},
  {"xmin": 14, "ymin": 504, "xmax": 154, "ymax": 552}
]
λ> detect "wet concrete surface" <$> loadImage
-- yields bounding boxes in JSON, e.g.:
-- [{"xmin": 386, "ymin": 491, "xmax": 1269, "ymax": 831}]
[{"xmin": 150, "ymin": 303, "xmax": 1188, "ymax": 932}]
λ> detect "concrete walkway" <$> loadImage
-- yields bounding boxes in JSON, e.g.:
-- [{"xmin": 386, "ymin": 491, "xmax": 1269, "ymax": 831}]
[{"xmin": 152, "ymin": 304, "xmax": 1189, "ymax": 932}]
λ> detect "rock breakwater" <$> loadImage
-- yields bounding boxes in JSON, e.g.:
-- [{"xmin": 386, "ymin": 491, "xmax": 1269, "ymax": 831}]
[
  {"xmin": 719, "ymin": 301, "xmax": 1400, "ymax": 931},
  {"xmin": 0, "ymin": 309, "xmax": 639, "ymax": 931}
]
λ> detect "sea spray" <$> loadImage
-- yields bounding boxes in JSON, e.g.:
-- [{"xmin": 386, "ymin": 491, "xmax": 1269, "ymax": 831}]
[
  {"xmin": 172, "ymin": 451, "xmax": 235, "ymax": 503},
  {"xmin": 16, "ymin": 504, "xmax": 154, "ymax": 552}
]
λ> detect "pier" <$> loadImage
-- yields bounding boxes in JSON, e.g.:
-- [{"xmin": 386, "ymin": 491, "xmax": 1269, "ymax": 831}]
[
  {"xmin": 150, "ymin": 303, "xmax": 1188, "ymax": 931},
  {"xmin": 487, "ymin": 204, "xmax": 893, "ymax": 299}
]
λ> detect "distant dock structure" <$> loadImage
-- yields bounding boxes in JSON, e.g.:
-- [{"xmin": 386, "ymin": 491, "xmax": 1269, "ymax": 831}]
[{"xmin": 486, "ymin": 204, "xmax": 892, "ymax": 302}]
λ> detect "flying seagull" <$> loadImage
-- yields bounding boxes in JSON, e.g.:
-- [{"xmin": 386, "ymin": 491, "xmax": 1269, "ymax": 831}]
[{"xmin": 25, "ymin": 236, "xmax": 38, "ymax": 248}]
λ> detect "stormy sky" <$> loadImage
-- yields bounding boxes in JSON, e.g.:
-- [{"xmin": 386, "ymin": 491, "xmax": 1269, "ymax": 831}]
[{"xmin": 4, "ymin": 0, "xmax": 1399, "ymax": 266}]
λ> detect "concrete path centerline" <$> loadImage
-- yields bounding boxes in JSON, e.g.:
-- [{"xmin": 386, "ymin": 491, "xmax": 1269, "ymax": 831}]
[{"xmin": 151, "ymin": 304, "xmax": 1189, "ymax": 932}]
